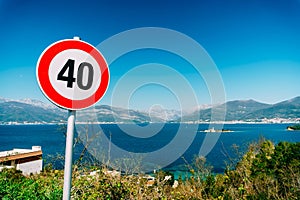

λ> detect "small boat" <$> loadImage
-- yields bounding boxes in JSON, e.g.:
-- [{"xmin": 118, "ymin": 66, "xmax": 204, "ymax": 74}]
[
  {"xmin": 203, "ymin": 127, "xmax": 233, "ymax": 133},
  {"xmin": 204, "ymin": 127, "xmax": 217, "ymax": 132}
]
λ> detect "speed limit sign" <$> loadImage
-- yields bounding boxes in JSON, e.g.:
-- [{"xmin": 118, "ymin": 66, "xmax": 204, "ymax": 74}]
[{"xmin": 36, "ymin": 39, "xmax": 109, "ymax": 110}]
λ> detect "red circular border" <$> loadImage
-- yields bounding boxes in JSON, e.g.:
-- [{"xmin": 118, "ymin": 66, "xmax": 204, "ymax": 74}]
[{"xmin": 36, "ymin": 39, "xmax": 109, "ymax": 110}]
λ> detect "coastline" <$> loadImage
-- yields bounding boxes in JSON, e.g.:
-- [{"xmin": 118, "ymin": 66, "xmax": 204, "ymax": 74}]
[{"xmin": 0, "ymin": 120, "xmax": 299, "ymax": 126}]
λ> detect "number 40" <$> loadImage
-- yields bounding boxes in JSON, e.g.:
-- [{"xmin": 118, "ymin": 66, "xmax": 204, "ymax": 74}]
[{"xmin": 57, "ymin": 59, "xmax": 94, "ymax": 90}]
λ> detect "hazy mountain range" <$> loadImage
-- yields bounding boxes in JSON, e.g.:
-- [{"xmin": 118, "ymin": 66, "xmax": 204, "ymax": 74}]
[
  {"xmin": 184, "ymin": 97, "xmax": 300, "ymax": 122},
  {"xmin": 0, "ymin": 96, "xmax": 300, "ymax": 124},
  {"xmin": 0, "ymin": 98, "xmax": 65, "ymax": 124}
]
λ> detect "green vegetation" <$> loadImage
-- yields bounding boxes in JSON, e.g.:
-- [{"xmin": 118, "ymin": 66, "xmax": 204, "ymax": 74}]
[
  {"xmin": 287, "ymin": 124, "xmax": 300, "ymax": 130},
  {"xmin": 0, "ymin": 140, "xmax": 299, "ymax": 199},
  {"xmin": 0, "ymin": 168, "xmax": 63, "ymax": 199}
]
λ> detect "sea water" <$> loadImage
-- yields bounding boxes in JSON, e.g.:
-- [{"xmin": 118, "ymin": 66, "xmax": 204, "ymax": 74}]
[{"xmin": 1, "ymin": 123, "xmax": 299, "ymax": 175}]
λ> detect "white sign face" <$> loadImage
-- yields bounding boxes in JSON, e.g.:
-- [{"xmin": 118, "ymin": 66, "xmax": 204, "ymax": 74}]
[
  {"xmin": 49, "ymin": 49, "xmax": 101, "ymax": 100},
  {"xmin": 36, "ymin": 39, "xmax": 109, "ymax": 110}
]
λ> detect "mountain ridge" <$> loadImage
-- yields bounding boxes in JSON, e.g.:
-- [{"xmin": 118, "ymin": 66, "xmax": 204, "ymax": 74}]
[
  {"xmin": 0, "ymin": 97, "xmax": 300, "ymax": 124},
  {"xmin": 184, "ymin": 97, "xmax": 300, "ymax": 122}
]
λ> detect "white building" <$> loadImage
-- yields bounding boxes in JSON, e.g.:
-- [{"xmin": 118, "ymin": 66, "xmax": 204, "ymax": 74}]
[{"xmin": 0, "ymin": 146, "xmax": 42, "ymax": 175}]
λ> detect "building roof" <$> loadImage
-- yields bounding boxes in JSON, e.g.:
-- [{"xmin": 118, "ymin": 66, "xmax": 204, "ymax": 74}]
[{"xmin": 0, "ymin": 146, "xmax": 42, "ymax": 162}]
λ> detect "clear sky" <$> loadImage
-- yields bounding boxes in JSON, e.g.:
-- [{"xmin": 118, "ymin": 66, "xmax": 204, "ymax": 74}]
[{"xmin": 1, "ymin": 0, "xmax": 300, "ymax": 111}]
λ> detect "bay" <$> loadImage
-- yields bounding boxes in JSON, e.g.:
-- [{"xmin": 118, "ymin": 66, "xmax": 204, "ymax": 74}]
[{"xmin": 0, "ymin": 123, "xmax": 300, "ymax": 175}]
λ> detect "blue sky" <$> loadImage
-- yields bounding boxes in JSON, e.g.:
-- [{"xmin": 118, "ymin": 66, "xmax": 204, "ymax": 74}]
[{"xmin": 1, "ymin": 0, "xmax": 300, "ymax": 110}]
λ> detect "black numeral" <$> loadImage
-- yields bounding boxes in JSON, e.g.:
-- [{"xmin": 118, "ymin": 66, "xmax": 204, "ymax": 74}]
[
  {"xmin": 57, "ymin": 59, "xmax": 76, "ymax": 88},
  {"xmin": 57, "ymin": 59, "xmax": 94, "ymax": 90}
]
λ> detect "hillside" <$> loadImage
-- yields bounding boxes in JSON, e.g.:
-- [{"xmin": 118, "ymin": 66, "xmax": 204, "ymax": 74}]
[
  {"xmin": 185, "ymin": 99, "xmax": 271, "ymax": 121},
  {"xmin": 185, "ymin": 97, "xmax": 300, "ymax": 122},
  {"xmin": 0, "ymin": 101, "xmax": 65, "ymax": 124},
  {"xmin": 1, "ymin": 97, "xmax": 300, "ymax": 124},
  {"xmin": 76, "ymin": 105, "xmax": 163, "ymax": 124},
  {"xmin": 0, "ymin": 99, "xmax": 174, "ymax": 124},
  {"xmin": 244, "ymin": 96, "xmax": 300, "ymax": 119}
]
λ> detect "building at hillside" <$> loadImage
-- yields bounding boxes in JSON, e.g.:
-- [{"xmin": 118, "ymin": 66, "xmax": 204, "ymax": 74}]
[{"xmin": 0, "ymin": 146, "xmax": 42, "ymax": 175}]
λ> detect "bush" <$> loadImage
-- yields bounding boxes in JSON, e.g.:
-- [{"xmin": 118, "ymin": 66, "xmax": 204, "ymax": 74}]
[
  {"xmin": 0, "ymin": 168, "xmax": 63, "ymax": 199},
  {"xmin": 0, "ymin": 140, "xmax": 299, "ymax": 199},
  {"xmin": 219, "ymin": 140, "xmax": 300, "ymax": 199}
]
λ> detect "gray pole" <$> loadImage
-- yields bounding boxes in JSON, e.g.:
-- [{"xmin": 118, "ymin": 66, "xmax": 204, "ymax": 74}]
[
  {"xmin": 62, "ymin": 36, "xmax": 80, "ymax": 200},
  {"xmin": 63, "ymin": 110, "xmax": 76, "ymax": 200}
]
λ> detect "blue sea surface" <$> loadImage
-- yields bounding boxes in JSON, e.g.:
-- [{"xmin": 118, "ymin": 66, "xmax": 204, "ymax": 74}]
[{"xmin": 1, "ymin": 123, "xmax": 300, "ymax": 175}]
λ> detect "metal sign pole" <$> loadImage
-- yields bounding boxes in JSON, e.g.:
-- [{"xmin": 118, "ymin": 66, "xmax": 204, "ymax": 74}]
[
  {"xmin": 62, "ymin": 36, "xmax": 80, "ymax": 200},
  {"xmin": 36, "ymin": 35, "xmax": 109, "ymax": 199},
  {"xmin": 63, "ymin": 110, "xmax": 76, "ymax": 200}
]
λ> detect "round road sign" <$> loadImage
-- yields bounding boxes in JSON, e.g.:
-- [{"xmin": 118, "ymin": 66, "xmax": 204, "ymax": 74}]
[{"xmin": 36, "ymin": 39, "xmax": 109, "ymax": 110}]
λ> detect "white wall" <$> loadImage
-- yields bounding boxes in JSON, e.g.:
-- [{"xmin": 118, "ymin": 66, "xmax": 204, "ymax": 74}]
[{"xmin": 16, "ymin": 160, "xmax": 43, "ymax": 175}]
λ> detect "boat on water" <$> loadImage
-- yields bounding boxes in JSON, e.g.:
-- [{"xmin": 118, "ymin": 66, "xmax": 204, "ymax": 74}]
[{"xmin": 203, "ymin": 127, "xmax": 233, "ymax": 133}]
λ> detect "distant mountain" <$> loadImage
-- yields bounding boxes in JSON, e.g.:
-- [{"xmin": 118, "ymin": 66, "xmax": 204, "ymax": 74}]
[
  {"xmin": 0, "ymin": 101, "xmax": 65, "ymax": 124},
  {"xmin": 185, "ymin": 97, "xmax": 300, "ymax": 122},
  {"xmin": 244, "ymin": 97, "xmax": 300, "ymax": 120},
  {"xmin": 219, "ymin": 99, "xmax": 271, "ymax": 121},
  {"xmin": 76, "ymin": 105, "xmax": 166, "ymax": 123},
  {"xmin": 1, "ymin": 97, "xmax": 300, "ymax": 124},
  {"xmin": 185, "ymin": 99, "xmax": 269, "ymax": 121},
  {"xmin": 146, "ymin": 106, "xmax": 181, "ymax": 122},
  {"xmin": 0, "ymin": 97, "xmax": 12, "ymax": 103},
  {"xmin": 0, "ymin": 98, "xmax": 176, "ymax": 124},
  {"xmin": 16, "ymin": 98, "xmax": 57, "ymax": 109}
]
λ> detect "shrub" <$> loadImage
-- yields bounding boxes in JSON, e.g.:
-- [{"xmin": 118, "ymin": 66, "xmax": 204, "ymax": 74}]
[
  {"xmin": 0, "ymin": 168, "xmax": 63, "ymax": 199},
  {"xmin": 0, "ymin": 140, "xmax": 299, "ymax": 199}
]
